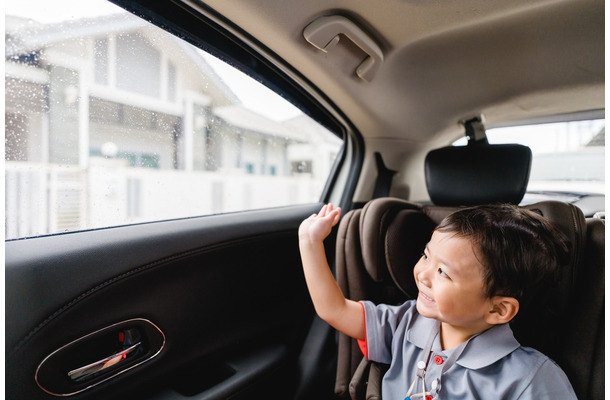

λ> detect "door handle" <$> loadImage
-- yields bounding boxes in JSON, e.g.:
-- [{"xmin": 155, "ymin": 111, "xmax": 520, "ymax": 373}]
[
  {"xmin": 36, "ymin": 318, "xmax": 165, "ymax": 397},
  {"xmin": 68, "ymin": 341, "xmax": 142, "ymax": 382},
  {"xmin": 303, "ymin": 15, "xmax": 384, "ymax": 81}
]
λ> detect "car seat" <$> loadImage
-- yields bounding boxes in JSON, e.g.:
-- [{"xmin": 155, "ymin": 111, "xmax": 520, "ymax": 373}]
[
  {"xmin": 333, "ymin": 137, "xmax": 602, "ymax": 399},
  {"xmin": 556, "ymin": 215, "xmax": 605, "ymax": 400}
]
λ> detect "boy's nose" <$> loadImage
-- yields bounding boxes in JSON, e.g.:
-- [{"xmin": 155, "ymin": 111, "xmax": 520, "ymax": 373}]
[
  {"xmin": 415, "ymin": 262, "xmax": 432, "ymax": 286},
  {"xmin": 418, "ymin": 270, "xmax": 430, "ymax": 286}
]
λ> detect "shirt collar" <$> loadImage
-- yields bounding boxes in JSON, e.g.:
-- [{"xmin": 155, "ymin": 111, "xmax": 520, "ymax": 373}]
[
  {"xmin": 407, "ymin": 314, "xmax": 520, "ymax": 370},
  {"xmin": 407, "ymin": 312, "xmax": 439, "ymax": 349},
  {"xmin": 456, "ymin": 323, "xmax": 520, "ymax": 369}
]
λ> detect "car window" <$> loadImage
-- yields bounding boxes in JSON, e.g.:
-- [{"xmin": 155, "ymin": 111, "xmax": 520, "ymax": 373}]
[
  {"xmin": 5, "ymin": 0, "xmax": 343, "ymax": 240},
  {"xmin": 453, "ymin": 118, "xmax": 605, "ymax": 201}
]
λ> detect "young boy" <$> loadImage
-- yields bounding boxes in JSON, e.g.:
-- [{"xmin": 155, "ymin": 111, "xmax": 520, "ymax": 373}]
[{"xmin": 299, "ymin": 203, "xmax": 577, "ymax": 399}]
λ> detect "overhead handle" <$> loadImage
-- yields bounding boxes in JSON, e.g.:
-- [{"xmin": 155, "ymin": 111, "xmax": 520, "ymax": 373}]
[{"xmin": 303, "ymin": 15, "xmax": 383, "ymax": 81}]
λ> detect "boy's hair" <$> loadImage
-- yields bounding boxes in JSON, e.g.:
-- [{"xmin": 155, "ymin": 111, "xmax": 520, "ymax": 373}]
[{"xmin": 436, "ymin": 204, "xmax": 570, "ymax": 310}]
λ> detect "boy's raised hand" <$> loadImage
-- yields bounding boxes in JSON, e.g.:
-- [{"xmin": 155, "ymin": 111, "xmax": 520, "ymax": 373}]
[
  {"xmin": 299, "ymin": 204, "xmax": 342, "ymax": 243},
  {"xmin": 298, "ymin": 204, "xmax": 364, "ymax": 340}
]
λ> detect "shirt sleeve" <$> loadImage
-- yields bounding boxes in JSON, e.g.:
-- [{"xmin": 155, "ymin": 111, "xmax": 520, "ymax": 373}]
[
  {"xmin": 356, "ymin": 302, "xmax": 368, "ymax": 359},
  {"xmin": 517, "ymin": 358, "xmax": 578, "ymax": 400},
  {"xmin": 359, "ymin": 300, "xmax": 417, "ymax": 364}
]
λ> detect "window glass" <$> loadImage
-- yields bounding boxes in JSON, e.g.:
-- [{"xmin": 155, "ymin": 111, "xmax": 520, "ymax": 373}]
[
  {"xmin": 5, "ymin": 0, "xmax": 343, "ymax": 239},
  {"xmin": 453, "ymin": 118, "xmax": 605, "ymax": 200}
]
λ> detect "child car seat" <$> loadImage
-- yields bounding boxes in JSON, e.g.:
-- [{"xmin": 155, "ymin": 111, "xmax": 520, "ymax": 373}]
[{"xmin": 333, "ymin": 140, "xmax": 601, "ymax": 399}]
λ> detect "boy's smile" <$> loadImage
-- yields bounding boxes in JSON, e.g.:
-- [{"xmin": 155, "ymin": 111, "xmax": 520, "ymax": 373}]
[{"xmin": 414, "ymin": 230, "xmax": 496, "ymax": 349}]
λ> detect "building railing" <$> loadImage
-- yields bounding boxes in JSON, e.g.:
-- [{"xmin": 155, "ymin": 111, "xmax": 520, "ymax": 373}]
[{"xmin": 5, "ymin": 160, "xmax": 324, "ymax": 239}]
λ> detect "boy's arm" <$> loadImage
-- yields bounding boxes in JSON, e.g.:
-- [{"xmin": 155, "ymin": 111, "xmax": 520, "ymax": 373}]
[{"xmin": 298, "ymin": 204, "xmax": 365, "ymax": 340}]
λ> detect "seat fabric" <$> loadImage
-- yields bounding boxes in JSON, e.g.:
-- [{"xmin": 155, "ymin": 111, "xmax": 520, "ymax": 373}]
[{"xmin": 554, "ymin": 217, "xmax": 604, "ymax": 400}]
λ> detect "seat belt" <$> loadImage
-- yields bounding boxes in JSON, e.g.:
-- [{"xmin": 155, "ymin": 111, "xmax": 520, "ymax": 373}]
[{"xmin": 372, "ymin": 152, "xmax": 397, "ymax": 198}]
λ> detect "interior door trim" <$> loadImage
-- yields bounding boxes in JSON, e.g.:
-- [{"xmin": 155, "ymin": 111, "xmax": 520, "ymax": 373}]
[{"xmin": 35, "ymin": 318, "xmax": 166, "ymax": 397}]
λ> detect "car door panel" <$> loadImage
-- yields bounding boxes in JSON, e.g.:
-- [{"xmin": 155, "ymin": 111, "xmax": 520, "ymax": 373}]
[{"xmin": 6, "ymin": 204, "xmax": 321, "ymax": 399}]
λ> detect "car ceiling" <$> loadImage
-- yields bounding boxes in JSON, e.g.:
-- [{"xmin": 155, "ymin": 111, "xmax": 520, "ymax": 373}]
[{"xmin": 188, "ymin": 0, "xmax": 604, "ymax": 146}]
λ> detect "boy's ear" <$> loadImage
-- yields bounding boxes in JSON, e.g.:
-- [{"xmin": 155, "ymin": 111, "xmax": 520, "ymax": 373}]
[{"xmin": 485, "ymin": 296, "xmax": 519, "ymax": 325}]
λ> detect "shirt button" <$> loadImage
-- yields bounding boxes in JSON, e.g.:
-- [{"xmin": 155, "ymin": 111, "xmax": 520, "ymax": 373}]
[{"xmin": 434, "ymin": 355, "xmax": 444, "ymax": 365}]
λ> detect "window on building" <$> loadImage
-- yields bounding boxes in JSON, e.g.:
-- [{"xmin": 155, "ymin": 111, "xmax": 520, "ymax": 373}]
[
  {"xmin": 4, "ymin": 0, "xmax": 343, "ymax": 239},
  {"xmin": 167, "ymin": 62, "xmax": 177, "ymax": 102},
  {"xmin": 116, "ymin": 33, "xmax": 162, "ymax": 98},
  {"xmin": 94, "ymin": 38, "xmax": 109, "ymax": 85}
]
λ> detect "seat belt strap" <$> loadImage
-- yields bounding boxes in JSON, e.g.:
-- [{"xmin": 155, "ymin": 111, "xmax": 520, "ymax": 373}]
[{"xmin": 372, "ymin": 152, "xmax": 397, "ymax": 198}]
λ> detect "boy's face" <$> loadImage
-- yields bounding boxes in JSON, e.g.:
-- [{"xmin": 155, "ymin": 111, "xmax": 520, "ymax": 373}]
[{"xmin": 414, "ymin": 230, "xmax": 494, "ymax": 337}]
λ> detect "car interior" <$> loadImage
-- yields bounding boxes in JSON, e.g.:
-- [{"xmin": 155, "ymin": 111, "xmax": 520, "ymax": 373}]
[{"xmin": 5, "ymin": 0, "xmax": 604, "ymax": 399}]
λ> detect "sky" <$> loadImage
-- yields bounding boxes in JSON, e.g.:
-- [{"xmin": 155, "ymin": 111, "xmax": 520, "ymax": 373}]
[
  {"xmin": 5, "ymin": 0, "xmax": 123, "ymax": 23},
  {"xmin": 201, "ymin": 53, "xmax": 302, "ymax": 121}
]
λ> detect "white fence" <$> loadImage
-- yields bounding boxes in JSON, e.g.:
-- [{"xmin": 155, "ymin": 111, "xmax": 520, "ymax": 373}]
[{"xmin": 5, "ymin": 160, "xmax": 324, "ymax": 239}]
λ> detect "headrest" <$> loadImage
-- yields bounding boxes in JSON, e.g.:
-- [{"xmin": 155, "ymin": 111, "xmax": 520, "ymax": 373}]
[
  {"xmin": 359, "ymin": 198, "xmax": 436, "ymax": 298},
  {"xmin": 425, "ymin": 143, "xmax": 532, "ymax": 206}
]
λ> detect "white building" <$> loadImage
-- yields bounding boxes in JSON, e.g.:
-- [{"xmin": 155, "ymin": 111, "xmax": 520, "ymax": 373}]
[{"xmin": 5, "ymin": 13, "xmax": 342, "ymax": 238}]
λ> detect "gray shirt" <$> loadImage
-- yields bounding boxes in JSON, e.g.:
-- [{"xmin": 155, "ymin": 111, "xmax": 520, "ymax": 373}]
[{"xmin": 361, "ymin": 300, "xmax": 577, "ymax": 400}]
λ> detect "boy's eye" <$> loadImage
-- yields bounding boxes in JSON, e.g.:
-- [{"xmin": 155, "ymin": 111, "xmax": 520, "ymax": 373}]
[
  {"xmin": 438, "ymin": 268, "xmax": 450, "ymax": 279},
  {"xmin": 421, "ymin": 252, "xmax": 429, "ymax": 262}
]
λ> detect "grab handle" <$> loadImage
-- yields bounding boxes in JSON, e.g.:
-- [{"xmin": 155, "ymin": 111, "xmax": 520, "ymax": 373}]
[
  {"xmin": 68, "ymin": 342, "xmax": 142, "ymax": 382},
  {"xmin": 303, "ymin": 15, "xmax": 383, "ymax": 81}
]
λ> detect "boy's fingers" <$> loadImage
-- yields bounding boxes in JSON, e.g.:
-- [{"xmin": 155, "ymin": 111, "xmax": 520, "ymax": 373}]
[
  {"xmin": 315, "ymin": 204, "xmax": 341, "ymax": 222},
  {"xmin": 331, "ymin": 208, "xmax": 341, "ymax": 225},
  {"xmin": 319, "ymin": 204, "xmax": 328, "ymax": 216},
  {"xmin": 320, "ymin": 208, "xmax": 341, "ymax": 226}
]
